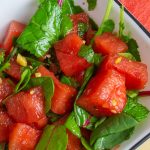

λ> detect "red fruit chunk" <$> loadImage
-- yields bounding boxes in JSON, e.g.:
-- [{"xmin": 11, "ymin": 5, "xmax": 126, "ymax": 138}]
[
  {"xmin": 55, "ymin": 50, "xmax": 90, "ymax": 77},
  {"xmin": 5, "ymin": 57, "xmax": 21, "ymax": 80},
  {"xmin": 94, "ymin": 32, "xmax": 128, "ymax": 55},
  {"xmin": 54, "ymin": 33, "xmax": 84, "ymax": 55},
  {"xmin": 6, "ymin": 87, "xmax": 47, "ymax": 129},
  {"xmin": 70, "ymin": 13, "xmax": 89, "ymax": 33},
  {"xmin": 0, "ymin": 109, "xmax": 13, "ymax": 142},
  {"xmin": 9, "ymin": 123, "xmax": 41, "ymax": 150},
  {"xmin": 77, "ymin": 69, "xmax": 126, "ymax": 117},
  {"xmin": 0, "ymin": 78, "xmax": 14, "ymax": 104},
  {"xmin": 37, "ymin": 66, "xmax": 77, "ymax": 115},
  {"xmin": 85, "ymin": 28, "xmax": 95, "ymax": 45},
  {"xmin": 67, "ymin": 130, "xmax": 83, "ymax": 150},
  {"xmin": 3, "ymin": 21, "xmax": 25, "ymax": 53},
  {"xmin": 102, "ymin": 55, "xmax": 148, "ymax": 90}
]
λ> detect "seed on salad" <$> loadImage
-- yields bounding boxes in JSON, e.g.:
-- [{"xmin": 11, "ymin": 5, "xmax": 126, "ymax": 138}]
[
  {"xmin": 115, "ymin": 57, "xmax": 122, "ymax": 64},
  {"xmin": 30, "ymin": 90, "xmax": 35, "ymax": 95},
  {"xmin": 112, "ymin": 99, "xmax": 117, "ymax": 106},
  {"xmin": 35, "ymin": 72, "xmax": 41, "ymax": 77},
  {"xmin": 111, "ymin": 110, "xmax": 117, "ymax": 114},
  {"xmin": 16, "ymin": 53, "xmax": 27, "ymax": 67}
]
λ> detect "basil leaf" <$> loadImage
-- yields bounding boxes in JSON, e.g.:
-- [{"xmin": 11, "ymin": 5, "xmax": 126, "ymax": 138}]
[
  {"xmin": 90, "ymin": 113, "xmax": 138, "ymax": 149},
  {"xmin": 93, "ymin": 128, "xmax": 134, "ymax": 150},
  {"xmin": 0, "ymin": 51, "xmax": 5, "ymax": 65},
  {"xmin": 78, "ymin": 22, "xmax": 89, "ymax": 38},
  {"xmin": 81, "ymin": 137, "xmax": 93, "ymax": 150},
  {"xmin": 127, "ymin": 39, "xmax": 141, "ymax": 62},
  {"xmin": 60, "ymin": 75, "xmax": 79, "ymax": 88},
  {"xmin": 15, "ymin": 68, "xmax": 31, "ymax": 93},
  {"xmin": 24, "ymin": 77, "xmax": 54, "ymax": 113},
  {"xmin": 36, "ymin": 125, "xmax": 55, "ymax": 150},
  {"xmin": 78, "ymin": 45, "xmax": 102, "ymax": 66},
  {"xmin": 47, "ymin": 111, "xmax": 61, "ymax": 123},
  {"xmin": 94, "ymin": 117, "xmax": 106, "ymax": 129},
  {"xmin": 65, "ymin": 112, "xmax": 81, "ymax": 138},
  {"xmin": 36, "ymin": 125, "xmax": 68, "ymax": 150},
  {"xmin": 118, "ymin": 52, "xmax": 136, "ymax": 61},
  {"xmin": 124, "ymin": 97, "xmax": 149, "ymax": 122},
  {"xmin": 47, "ymin": 125, "xmax": 68, "ymax": 150},
  {"xmin": 87, "ymin": 0, "xmax": 97, "ymax": 11}
]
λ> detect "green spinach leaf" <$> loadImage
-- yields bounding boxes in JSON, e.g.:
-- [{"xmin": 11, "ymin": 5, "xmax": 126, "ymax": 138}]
[
  {"xmin": 87, "ymin": 0, "xmax": 97, "ymax": 11},
  {"xmin": 81, "ymin": 137, "xmax": 93, "ymax": 150},
  {"xmin": 60, "ymin": 75, "xmax": 79, "ymax": 88},
  {"xmin": 36, "ymin": 125, "xmax": 68, "ymax": 150},
  {"xmin": 124, "ymin": 97, "xmax": 149, "ymax": 122},
  {"xmin": 90, "ymin": 113, "xmax": 138, "ymax": 149},
  {"xmin": 78, "ymin": 45, "xmax": 102, "ymax": 66},
  {"xmin": 65, "ymin": 112, "xmax": 81, "ymax": 138},
  {"xmin": 24, "ymin": 77, "xmax": 54, "ymax": 113},
  {"xmin": 15, "ymin": 67, "xmax": 31, "ymax": 93},
  {"xmin": 127, "ymin": 39, "xmax": 141, "ymax": 61}
]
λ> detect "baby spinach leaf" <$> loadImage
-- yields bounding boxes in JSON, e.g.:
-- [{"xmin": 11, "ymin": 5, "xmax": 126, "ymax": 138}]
[
  {"xmin": 36, "ymin": 125, "xmax": 55, "ymax": 150},
  {"xmin": 65, "ymin": 112, "xmax": 81, "ymax": 138},
  {"xmin": 93, "ymin": 128, "xmax": 134, "ymax": 150},
  {"xmin": 124, "ymin": 97, "xmax": 149, "ymax": 122},
  {"xmin": 87, "ymin": 0, "xmax": 97, "ymax": 11},
  {"xmin": 127, "ymin": 39, "xmax": 141, "ymax": 61},
  {"xmin": 60, "ymin": 75, "xmax": 79, "ymax": 88},
  {"xmin": 36, "ymin": 125, "xmax": 68, "ymax": 150},
  {"xmin": 46, "ymin": 125, "xmax": 68, "ymax": 150},
  {"xmin": 15, "ymin": 67, "xmax": 31, "ymax": 93},
  {"xmin": 24, "ymin": 77, "xmax": 54, "ymax": 113},
  {"xmin": 81, "ymin": 137, "xmax": 93, "ymax": 150},
  {"xmin": 78, "ymin": 45, "xmax": 102, "ymax": 66},
  {"xmin": 0, "ymin": 51, "xmax": 5, "ymax": 65},
  {"xmin": 78, "ymin": 22, "xmax": 89, "ymax": 38},
  {"xmin": 90, "ymin": 113, "xmax": 138, "ymax": 149}
]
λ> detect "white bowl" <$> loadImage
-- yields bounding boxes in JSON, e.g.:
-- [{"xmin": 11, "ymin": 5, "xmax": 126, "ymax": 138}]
[{"xmin": 0, "ymin": 0, "xmax": 150, "ymax": 149}]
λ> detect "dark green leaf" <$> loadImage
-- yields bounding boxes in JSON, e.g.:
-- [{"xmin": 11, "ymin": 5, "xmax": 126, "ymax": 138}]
[
  {"xmin": 46, "ymin": 125, "xmax": 68, "ymax": 150},
  {"xmin": 124, "ymin": 97, "xmax": 149, "ymax": 122},
  {"xmin": 24, "ymin": 77, "xmax": 54, "ymax": 113},
  {"xmin": 94, "ymin": 117, "xmax": 106, "ymax": 129},
  {"xmin": 87, "ymin": 0, "xmax": 97, "ymax": 11},
  {"xmin": 60, "ymin": 75, "xmax": 79, "ymax": 88},
  {"xmin": 36, "ymin": 125, "xmax": 55, "ymax": 150},
  {"xmin": 46, "ymin": 111, "xmax": 61, "ymax": 122},
  {"xmin": 93, "ymin": 128, "xmax": 134, "ymax": 150},
  {"xmin": 65, "ymin": 112, "xmax": 81, "ymax": 138},
  {"xmin": 81, "ymin": 137, "xmax": 93, "ymax": 150},
  {"xmin": 118, "ymin": 52, "xmax": 136, "ymax": 61},
  {"xmin": 91, "ymin": 113, "xmax": 138, "ymax": 149},
  {"xmin": 78, "ymin": 45, "xmax": 94, "ymax": 63},
  {"xmin": 96, "ymin": 19, "xmax": 115, "ymax": 36},
  {"xmin": 89, "ymin": 18, "xmax": 98, "ymax": 30},
  {"xmin": 0, "ymin": 62, "xmax": 10, "ymax": 72},
  {"xmin": 127, "ymin": 39, "xmax": 141, "ymax": 61},
  {"xmin": 0, "ymin": 51, "xmax": 5, "ymax": 65},
  {"xmin": 15, "ymin": 68, "xmax": 31, "ymax": 93},
  {"xmin": 78, "ymin": 45, "xmax": 102, "ymax": 66},
  {"xmin": 36, "ymin": 125, "xmax": 68, "ymax": 150},
  {"xmin": 78, "ymin": 22, "xmax": 89, "ymax": 38}
]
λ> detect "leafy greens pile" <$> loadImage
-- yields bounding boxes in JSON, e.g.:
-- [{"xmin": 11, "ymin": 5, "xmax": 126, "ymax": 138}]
[{"xmin": 0, "ymin": 0, "xmax": 149, "ymax": 150}]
